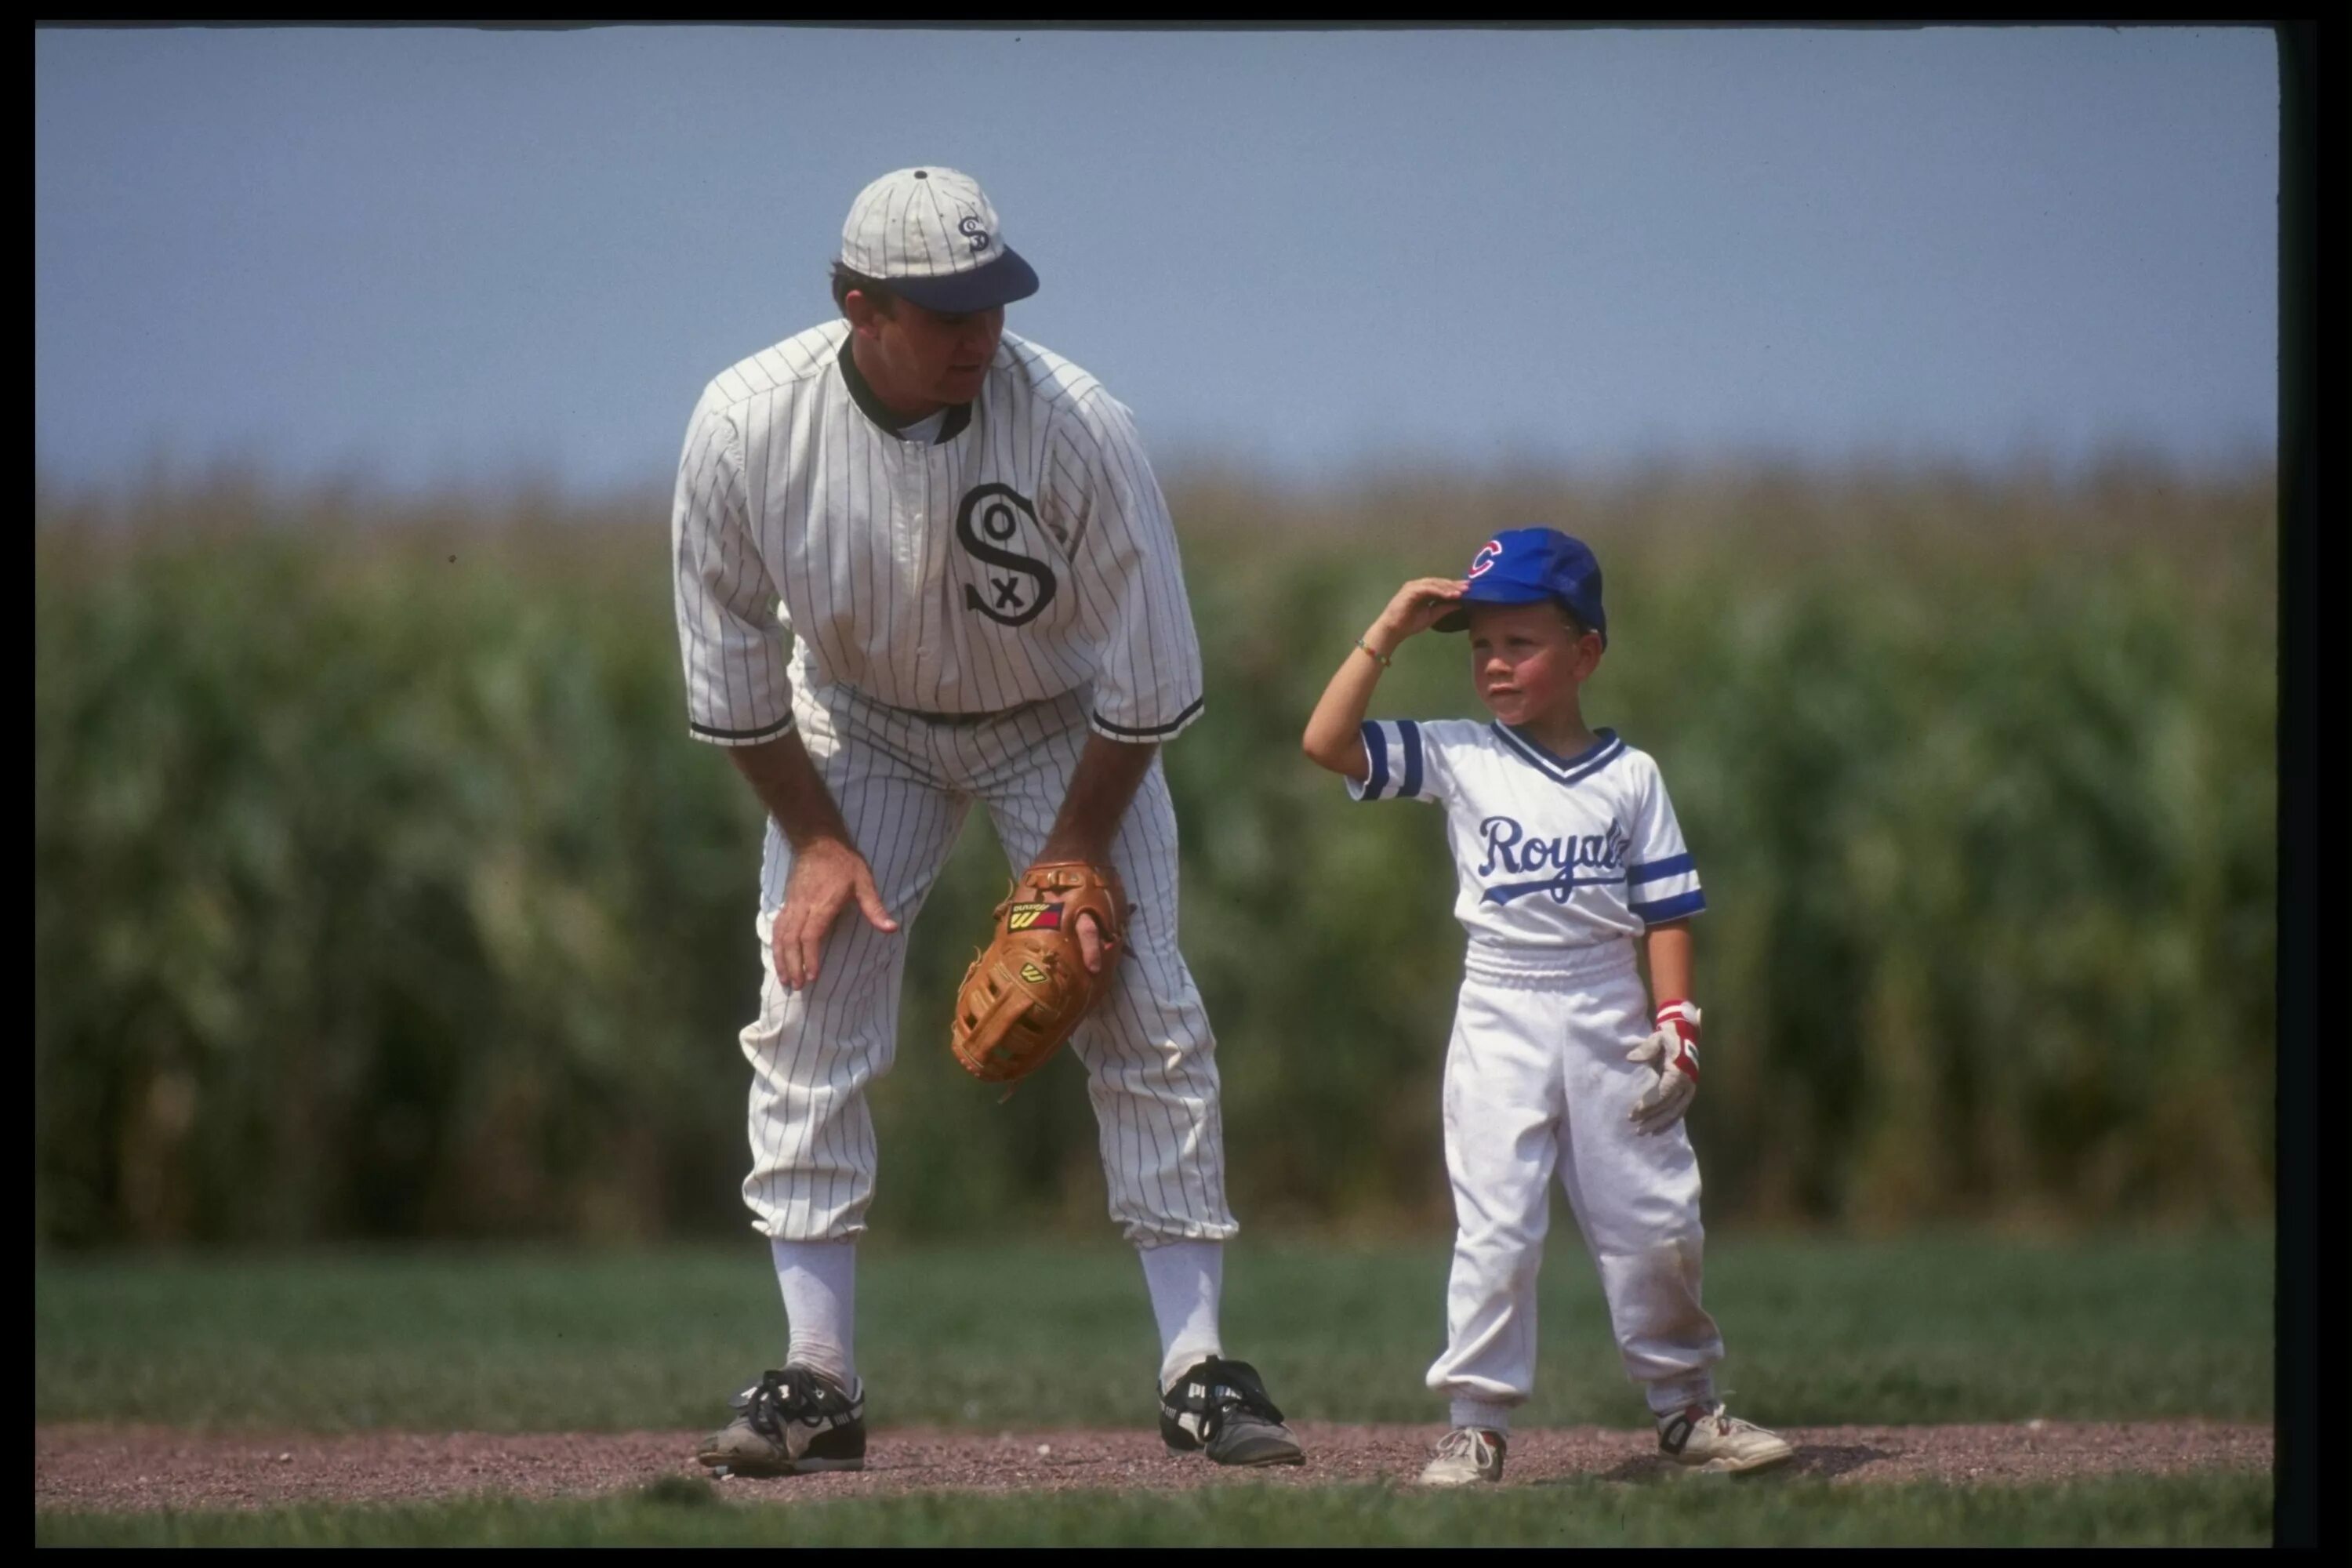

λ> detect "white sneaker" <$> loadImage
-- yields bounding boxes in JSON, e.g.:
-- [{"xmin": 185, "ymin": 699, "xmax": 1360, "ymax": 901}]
[
  {"xmin": 1416, "ymin": 1426, "xmax": 1507, "ymax": 1486},
  {"xmin": 1657, "ymin": 1403, "xmax": 1795, "ymax": 1474}
]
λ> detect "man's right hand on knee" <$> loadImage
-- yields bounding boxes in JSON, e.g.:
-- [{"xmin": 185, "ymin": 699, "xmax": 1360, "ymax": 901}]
[{"xmin": 776, "ymin": 837, "xmax": 897, "ymax": 989}]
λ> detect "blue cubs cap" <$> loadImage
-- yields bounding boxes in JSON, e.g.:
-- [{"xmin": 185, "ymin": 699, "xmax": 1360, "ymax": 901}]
[{"xmin": 1432, "ymin": 528, "xmax": 1607, "ymax": 645}]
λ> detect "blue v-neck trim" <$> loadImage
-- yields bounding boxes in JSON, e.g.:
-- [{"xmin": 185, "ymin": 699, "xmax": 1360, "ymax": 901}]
[{"xmin": 1490, "ymin": 723, "xmax": 1628, "ymax": 786}]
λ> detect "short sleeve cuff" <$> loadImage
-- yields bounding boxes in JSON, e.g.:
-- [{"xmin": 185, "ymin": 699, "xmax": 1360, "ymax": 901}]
[
  {"xmin": 687, "ymin": 710, "xmax": 797, "ymax": 748},
  {"xmin": 1090, "ymin": 695, "xmax": 1205, "ymax": 743},
  {"xmin": 1630, "ymin": 887, "xmax": 1707, "ymax": 924},
  {"xmin": 1348, "ymin": 719, "xmax": 1428, "ymax": 801}
]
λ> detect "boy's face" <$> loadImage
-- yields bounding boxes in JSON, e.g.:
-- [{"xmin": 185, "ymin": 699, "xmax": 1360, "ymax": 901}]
[{"xmin": 1465, "ymin": 601, "xmax": 1604, "ymax": 728}]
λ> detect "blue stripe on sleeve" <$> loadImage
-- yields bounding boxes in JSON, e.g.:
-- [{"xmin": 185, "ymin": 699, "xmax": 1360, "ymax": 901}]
[
  {"xmin": 1361, "ymin": 720, "xmax": 1391, "ymax": 799},
  {"xmin": 1626, "ymin": 851, "xmax": 1695, "ymax": 885},
  {"xmin": 1629, "ymin": 888, "xmax": 1708, "ymax": 923},
  {"xmin": 1399, "ymin": 720, "xmax": 1424, "ymax": 799}
]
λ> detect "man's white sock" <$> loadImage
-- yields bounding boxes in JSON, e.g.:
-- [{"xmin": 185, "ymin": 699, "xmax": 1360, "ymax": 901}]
[
  {"xmin": 1138, "ymin": 1239, "xmax": 1225, "ymax": 1392},
  {"xmin": 770, "ymin": 1238, "xmax": 857, "ymax": 1394}
]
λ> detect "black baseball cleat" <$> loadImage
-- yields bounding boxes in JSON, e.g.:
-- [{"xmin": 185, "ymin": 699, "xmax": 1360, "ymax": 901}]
[
  {"xmin": 695, "ymin": 1366, "xmax": 866, "ymax": 1478},
  {"xmin": 1158, "ymin": 1356, "xmax": 1305, "ymax": 1467}
]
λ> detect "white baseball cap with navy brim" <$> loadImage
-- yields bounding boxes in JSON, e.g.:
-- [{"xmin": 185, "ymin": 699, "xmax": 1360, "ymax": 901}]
[{"xmin": 840, "ymin": 166, "xmax": 1040, "ymax": 314}]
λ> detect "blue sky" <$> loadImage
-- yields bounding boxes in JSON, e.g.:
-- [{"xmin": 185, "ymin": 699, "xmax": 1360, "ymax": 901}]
[{"xmin": 34, "ymin": 25, "xmax": 2278, "ymax": 495}]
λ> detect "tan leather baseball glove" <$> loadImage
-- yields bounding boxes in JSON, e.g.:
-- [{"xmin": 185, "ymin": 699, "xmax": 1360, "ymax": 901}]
[{"xmin": 950, "ymin": 860, "xmax": 1130, "ymax": 1086}]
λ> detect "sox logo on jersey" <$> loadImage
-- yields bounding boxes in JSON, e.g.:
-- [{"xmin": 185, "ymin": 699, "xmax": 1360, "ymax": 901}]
[{"xmin": 956, "ymin": 484, "xmax": 1056, "ymax": 625}]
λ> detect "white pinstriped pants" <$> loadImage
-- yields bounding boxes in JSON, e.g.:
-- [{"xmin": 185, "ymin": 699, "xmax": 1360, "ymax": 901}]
[
  {"xmin": 737, "ymin": 683, "xmax": 1237, "ymax": 1248},
  {"xmin": 1426, "ymin": 942, "xmax": 1725, "ymax": 1415}
]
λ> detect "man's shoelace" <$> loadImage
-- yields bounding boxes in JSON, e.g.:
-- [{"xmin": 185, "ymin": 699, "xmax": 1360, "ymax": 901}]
[
  {"xmin": 1172, "ymin": 1358, "xmax": 1287, "ymax": 1436},
  {"xmin": 739, "ymin": 1369, "xmax": 855, "ymax": 1438}
]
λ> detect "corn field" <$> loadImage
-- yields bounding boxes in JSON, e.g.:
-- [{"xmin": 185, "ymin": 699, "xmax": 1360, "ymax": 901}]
[{"xmin": 33, "ymin": 463, "xmax": 2276, "ymax": 1244}]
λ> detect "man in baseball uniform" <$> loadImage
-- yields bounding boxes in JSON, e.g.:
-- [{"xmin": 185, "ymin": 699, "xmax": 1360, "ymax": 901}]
[{"xmin": 673, "ymin": 166, "xmax": 1303, "ymax": 1476}]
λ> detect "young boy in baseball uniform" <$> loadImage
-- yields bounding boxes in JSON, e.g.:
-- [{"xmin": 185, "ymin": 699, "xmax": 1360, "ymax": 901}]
[{"xmin": 1301, "ymin": 528, "xmax": 1795, "ymax": 1486}]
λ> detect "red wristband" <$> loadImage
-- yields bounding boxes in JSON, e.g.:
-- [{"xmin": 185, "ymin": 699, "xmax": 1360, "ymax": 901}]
[{"xmin": 1653, "ymin": 1000, "xmax": 1702, "ymax": 1065}]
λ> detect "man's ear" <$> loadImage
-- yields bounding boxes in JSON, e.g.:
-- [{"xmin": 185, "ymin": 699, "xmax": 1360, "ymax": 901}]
[{"xmin": 844, "ymin": 289, "xmax": 884, "ymax": 337}]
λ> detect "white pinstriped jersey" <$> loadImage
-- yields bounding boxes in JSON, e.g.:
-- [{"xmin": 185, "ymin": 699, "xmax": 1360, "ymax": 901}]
[
  {"xmin": 1349, "ymin": 720, "xmax": 1705, "ymax": 967},
  {"xmin": 672, "ymin": 320, "xmax": 1205, "ymax": 745}
]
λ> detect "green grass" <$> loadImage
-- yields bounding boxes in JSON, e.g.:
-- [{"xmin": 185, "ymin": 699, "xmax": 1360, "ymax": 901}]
[
  {"xmin": 34, "ymin": 1473, "xmax": 2275, "ymax": 1548},
  {"xmin": 34, "ymin": 1230, "xmax": 2270, "ymax": 1432}
]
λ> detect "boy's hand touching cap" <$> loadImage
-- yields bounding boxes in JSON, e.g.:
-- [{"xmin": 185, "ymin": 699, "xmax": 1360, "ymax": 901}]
[{"xmin": 1372, "ymin": 577, "xmax": 1471, "ymax": 648}]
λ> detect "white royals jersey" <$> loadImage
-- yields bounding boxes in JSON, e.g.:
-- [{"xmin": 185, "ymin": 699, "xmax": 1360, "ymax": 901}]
[
  {"xmin": 1349, "ymin": 719, "xmax": 1706, "ymax": 967},
  {"xmin": 672, "ymin": 320, "xmax": 1205, "ymax": 744}
]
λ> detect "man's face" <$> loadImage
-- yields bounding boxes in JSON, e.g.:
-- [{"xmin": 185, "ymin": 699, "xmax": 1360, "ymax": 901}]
[
  {"xmin": 1466, "ymin": 601, "xmax": 1602, "ymax": 728},
  {"xmin": 848, "ymin": 292, "xmax": 1004, "ymax": 413}
]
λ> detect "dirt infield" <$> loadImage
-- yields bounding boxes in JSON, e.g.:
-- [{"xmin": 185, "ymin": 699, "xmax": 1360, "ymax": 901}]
[{"xmin": 35, "ymin": 1421, "xmax": 2270, "ymax": 1513}]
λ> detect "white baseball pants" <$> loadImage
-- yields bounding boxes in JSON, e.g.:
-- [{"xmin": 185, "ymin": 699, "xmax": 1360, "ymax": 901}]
[
  {"xmin": 1425, "ymin": 941, "xmax": 1724, "ymax": 1418},
  {"xmin": 735, "ymin": 683, "xmax": 1236, "ymax": 1249}
]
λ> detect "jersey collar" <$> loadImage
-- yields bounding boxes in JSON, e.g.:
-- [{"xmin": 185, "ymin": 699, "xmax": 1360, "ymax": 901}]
[
  {"xmin": 1490, "ymin": 722, "xmax": 1626, "ymax": 786},
  {"xmin": 836, "ymin": 332, "xmax": 973, "ymax": 445}
]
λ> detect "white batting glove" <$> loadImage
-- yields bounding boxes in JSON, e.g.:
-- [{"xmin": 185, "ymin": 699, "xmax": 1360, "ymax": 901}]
[{"xmin": 1627, "ymin": 1000, "xmax": 1702, "ymax": 1137}]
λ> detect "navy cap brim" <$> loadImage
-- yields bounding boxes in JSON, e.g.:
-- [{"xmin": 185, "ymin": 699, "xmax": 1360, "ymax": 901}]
[
  {"xmin": 887, "ymin": 248, "xmax": 1039, "ymax": 313},
  {"xmin": 1433, "ymin": 580, "xmax": 1555, "ymax": 633}
]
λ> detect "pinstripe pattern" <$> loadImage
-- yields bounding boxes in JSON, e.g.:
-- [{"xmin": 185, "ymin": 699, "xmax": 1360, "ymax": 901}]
[
  {"xmin": 677, "ymin": 318, "xmax": 1230, "ymax": 1247},
  {"xmin": 672, "ymin": 323, "xmax": 1204, "ymax": 744},
  {"xmin": 736, "ymin": 685, "xmax": 1236, "ymax": 1244},
  {"xmin": 973, "ymin": 699, "xmax": 1234, "ymax": 1242},
  {"xmin": 842, "ymin": 166, "xmax": 1004, "ymax": 281}
]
